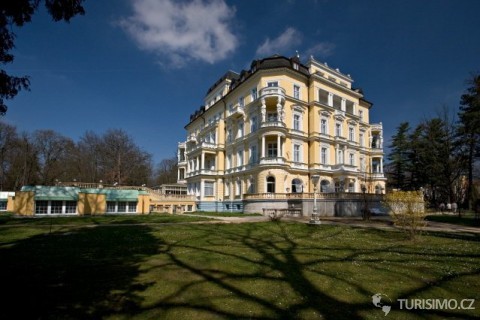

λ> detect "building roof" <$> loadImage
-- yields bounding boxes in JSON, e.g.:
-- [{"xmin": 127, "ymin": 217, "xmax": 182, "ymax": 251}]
[
  {"xmin": 20, "ymin": 186, "xmax": 145, "ymax": 202},
  {"xmin": 21, "ymin": 186, "xmax": 80, "ymax": 201}
]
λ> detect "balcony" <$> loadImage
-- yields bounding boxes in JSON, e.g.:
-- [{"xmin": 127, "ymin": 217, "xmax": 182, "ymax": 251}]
[
  {"xmin": 290, "ymin": 162, "xmax": 308, "ymax": 170},
  {"xmin": 186, "ymin": 141, "xmax": 218, "ymax": 154},
  {"xmin": 260, "ymin": 86, "xmax": 286, "ymax": 99},
  {"xmin": 186, "ymin": 168, "xmax": 218, "ymax": 177},
  {"xmin": 259, "ymin": 157, "xmax": 286, "ymax": 165},
  {"xmin": 227, "ymin": 104, "xmax": 245, "ymax": 118},
  {"xmin": 332, "ymin": 164, "xmax": 358, "ymax": 173},
  {"xmin": 261, "ymin": 120, "xmax": 286, "ymax": 129}
]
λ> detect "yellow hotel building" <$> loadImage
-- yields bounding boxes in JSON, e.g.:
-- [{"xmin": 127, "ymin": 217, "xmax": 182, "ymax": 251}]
[{"xmin": 178, "ymin": 55, "xmax": 386, "ymax": 214}]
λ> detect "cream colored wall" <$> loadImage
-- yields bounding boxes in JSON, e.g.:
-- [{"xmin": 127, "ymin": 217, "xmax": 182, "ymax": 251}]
[
  {"xmin": 7, "ymin": 196, "xmax": 14, "ymax": 212},
  {"xmin": 78, "ymin": 193, "xmax": 106, "ymax": 215},
  {"xmin": 13, "ymin": 191, "xmax": 35, "ymax": 216}
]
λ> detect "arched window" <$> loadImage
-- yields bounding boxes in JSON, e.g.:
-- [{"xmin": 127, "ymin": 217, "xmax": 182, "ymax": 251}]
[
  {"xmin": 375, "ymin": 184, "xmax": 382, "ymax": 194},
  {"xmin": 267, "ymin": 176, "xmax": 275, "ymax": 193},
  {"xmin": 320, "ymin": 180, "xmax": 330, "ymax": 193},
  {"xmin": 291, "ymin": 179, "xmax": 303, "ymax": 193}
]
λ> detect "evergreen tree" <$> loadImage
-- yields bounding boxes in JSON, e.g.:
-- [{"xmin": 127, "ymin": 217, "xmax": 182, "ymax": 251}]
[
  {"xmin": 388, "ymin": 122, "xmax": 410, "ymax": 190},
  {"xmin": 457, "ymin": 74, "xmax": 480, "ymax": 208}
]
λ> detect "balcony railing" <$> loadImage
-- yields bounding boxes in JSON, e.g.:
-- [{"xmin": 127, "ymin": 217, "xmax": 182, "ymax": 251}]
[
  {"xmin": 260, "ymin": 86, "xmax": 286, "ymax": 99},
  {"xmin": 261, "ymin": 120, "xmax": 286, "ymax": 129},
  {"xmin": 244, "ymin": 192, "xmax": 384, "ymax": 201},
  {"xmin": 227, "ymin": 104, "xmax": 245, "ymax": 117},
  {"xmin": 259, "ymin": 157, "xmax": 286, "ymax": 165}
]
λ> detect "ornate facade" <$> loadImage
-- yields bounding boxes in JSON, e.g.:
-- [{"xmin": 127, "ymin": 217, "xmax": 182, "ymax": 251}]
[{"xmin": 178, "ymin": 55, "xmax": 386, "ymax": 213}]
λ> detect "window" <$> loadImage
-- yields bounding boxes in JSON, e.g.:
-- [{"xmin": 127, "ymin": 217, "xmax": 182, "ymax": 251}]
[
  {"xmin": 348, "ymin": 183, "xmax": 355, "ymax": 193},
  {"xmin": 337, "ymin": 149, "xmax": 344, "ymax": 164},
  {"xmin": 349, "ymin": 127, "xmax": 354, "ymax": 141},
  {"xmin": 333, "ymin": 95, "xmax": 342, "ymax": 109},
  {"xmin": 0, "ymin": 201, "xmax": 6, "ymax": 211},
  {"xmin": 293, "ymin": 85, "xmax": 300, "ymax": 99},
  {"xmin": 235, "ymin": 180, "xmax": 241, "ymax": 196},
  {"xmin": 225, "ymin": 182, "xmax": 230, "ymax": 196},
  {"xmin": 128, "ymin": 202, "xmax": 137, "ymax": 213},
  {"xmin": 293, "ymin": 62, "xmax": 299, "ymax": 70},
  {"xmin": 335, "ymin": 123, "xmax": 342, "ymax": 137},
  {"xmin": 249, "ymin": 145, "xmax": 257, "ymax": 164},
  {"xmin": 237, "ymin": 121, "xmax": 244, "ymax": 138},
  {"xmin": 267, "ymin": 143, "xmax": 277, "ymax": 157},
  {"xmin": 238, "ymin": 96, "xmax": 244, "ymax": 107},
  {"xmin": 251, "ymin": 88, "xmax": 257, "ymax": 101},
  {"xmin": 204, "ymin": 181, "xmax": 214, "ymax": 196},
  {"xmin": 227, "ymin": 129, "xmax": 232, "ymax": 142},
  {"xmin": 35, "ymin": 201, "xmax": 48, "ymax": 214},
  {"xmin": 237, "ymin": 150, "xmax": 243, "ymax": 166},
  {"xmin": 64, "ymin": 201, "xmax": 76, "ymax": 213},
  {"xmin": 359, "ymin": 132, "xmax": 365, "ymax": 147},
  {"xmin": 293, "ymin": 113, "xmax": 301, "ymax": 131},
  {"xmin": 359, "ymin": 110, "xmax": 364, "ymax": 120},
  {"xmin": 267, "ymin": 176, "xmax": 275, "ymax": 193},
  {"xmin": 293, "ymin": 144, "xmax": 301, "ymax": 162},
  {"xmin": 318, "ymin": 89, "xmax": 329, "ymax": 105},
  {"xmin": 267, "ymin": 81, "xmax": 278, "ymax": 87},
  {"xmin": 321, "ymin": 147, "xmax": 328, "ymax": 164},
  {"xmin": 248, "ymin": 179, "xmax": 255, "ymax": 193},
  {"xmin": 321, "ymin": 118, "xmax": 327, "ymax": 134},
  {"xmin": 250, "ymin": 116, "xmax": 258, "ymax": 133},
  {"xmin": 228, "ymin": 103, "xmax": 234, "ymax": 115},
  {"xmin": 349, "ymin": 153, "xmax": 355, "ymax": 166},
  {"xmin": 267, "ymin": 113, "xmax": 278, "ymax": 122},
  {"xmin": 226, "ymin": 153, "xmax": 232, "ymax": 169},
  {"xmin": 321, "ymin": 180, "xmax": 330, "ymax": 193},
  {"xmin": 292, "ymin": 179, "xmax": 303, "ymax": 193},
  {"xmin": 107, "ymin": 202, "xmax": 116, "ymax": 213},
  {"xmin": 117, "ymin": 202, "xmax": 127, "ymax": 213},
  {"xmin": 50, "ymin": 201, "xmax": 63, "ymax": 214}
]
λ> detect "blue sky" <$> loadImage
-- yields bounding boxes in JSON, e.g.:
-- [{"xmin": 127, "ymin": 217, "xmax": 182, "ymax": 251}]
[{"xmin": 4, "ymin": 0, "xmax": 480, "ymax": 164}]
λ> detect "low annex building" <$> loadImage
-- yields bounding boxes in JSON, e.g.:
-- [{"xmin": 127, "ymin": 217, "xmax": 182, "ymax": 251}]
[{"xmin": 13, "ymin": 186, "xmax": 151, "ymax": 216}]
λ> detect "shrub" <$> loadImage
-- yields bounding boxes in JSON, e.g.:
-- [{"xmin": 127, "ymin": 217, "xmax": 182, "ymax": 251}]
[{"xmin": 383, "ymin": 191, "xmax": 426, "ymax": 240}]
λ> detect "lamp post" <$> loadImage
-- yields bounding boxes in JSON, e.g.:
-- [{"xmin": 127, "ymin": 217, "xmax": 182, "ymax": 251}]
[{"xmin": 310, "ymin": 174, "xmax": 321, "ymax": 225}]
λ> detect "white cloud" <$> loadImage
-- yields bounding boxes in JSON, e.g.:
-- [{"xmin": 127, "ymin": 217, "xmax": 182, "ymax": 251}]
[
  {"xmin": 118, "ymin": 0, "xmax": 238, "ymax": 67},
  {"xmin": 255, "ymin": 27, "xmax": 302, "ymax": 57},
  {"xmin": 305, "ymin": 42, "xmax": 335, "ymax": 58}
]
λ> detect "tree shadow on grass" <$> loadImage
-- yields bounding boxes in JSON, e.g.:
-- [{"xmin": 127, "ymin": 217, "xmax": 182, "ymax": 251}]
[
  {"xmin": 0, "ymin": 225, "xmax": 161, "ymax": 319},
  {"xmin": 139, "ymin": 222, "xmax": 480, "ymax": 319}
]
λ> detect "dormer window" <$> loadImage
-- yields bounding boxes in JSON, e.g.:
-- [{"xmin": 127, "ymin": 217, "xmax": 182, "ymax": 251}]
[{"xmin": 293, "ymin": 62, "xmax": 299, "ymax": 70}]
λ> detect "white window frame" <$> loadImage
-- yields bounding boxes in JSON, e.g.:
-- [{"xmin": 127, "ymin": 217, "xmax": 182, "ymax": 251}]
[
  {"xmin": 293, "ymin": 84, "xmax": 300, "ymax": 99},
  {"xmin": 293, "ymin": 113, "xmax": 301, "ymax": 131},
  {"xmin": 321, "ymin": 147, "xmax": 328, "ymax": 164},
  {"xmin": 204, "ymin": 181, "xmax": 214, "ymax": 197},
  {"xmin": 293, "ymin": 143, "xmax": 302, "ymax": 162},
  {"xmin": 320, "ymin": 118, "xmax": 328, "ymax": 134}
]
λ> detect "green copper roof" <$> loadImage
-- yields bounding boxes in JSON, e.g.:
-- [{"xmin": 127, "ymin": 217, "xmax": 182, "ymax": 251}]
[
  {"xmin": 21, "ymin": 186, "xmax": 80, "ymax": 201},
  {"xmin": 20, "ymin": 186, "xmax": 142, "ymax": 202}
]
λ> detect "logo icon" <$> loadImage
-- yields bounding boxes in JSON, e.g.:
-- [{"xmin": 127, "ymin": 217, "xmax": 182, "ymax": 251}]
[{"xmin": 372, "ymin": 293, "xmax": 392, "ymax": 316}]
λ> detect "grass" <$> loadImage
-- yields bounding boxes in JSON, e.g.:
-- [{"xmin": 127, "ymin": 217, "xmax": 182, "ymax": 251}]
[
  {"xmin": 0, "ymin": 220, "xmax": 479, "ymax": 319},
  {"xmin": 187, "ymin": 211, "xmax": 263, "ymax": 217},
  {"xmin": 0, "ymin": 212, "xmax": 211, "ymax": 226},
  {"xmin": 426, "ymin": 212, "xmax": 480, "ymax": 227}
]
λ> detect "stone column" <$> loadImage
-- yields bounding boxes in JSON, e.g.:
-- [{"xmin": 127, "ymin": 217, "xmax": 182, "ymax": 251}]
[
  {"xmin": 261, "ymin": 135, "xmax": 266, "ymax": 158},
  {"xmin": 277, "ymin": 135, "xmax": 281, "ymax": 158},
  {"xmin": 261, "ymin": 99, "xmax": 266, "ymax": 122}
]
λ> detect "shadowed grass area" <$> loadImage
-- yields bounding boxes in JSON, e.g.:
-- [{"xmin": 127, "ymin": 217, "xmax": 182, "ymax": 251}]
[
  {"xmin": 0, "ymin": 212, "xmax": 211, "ymax": 226},
  {"xmin": 0, "ymin": 222, "xmax": 479, "ymax": 319},
  {"xmin": 426, "ymin": 212, "xmax": 480, "ymax": 227}
]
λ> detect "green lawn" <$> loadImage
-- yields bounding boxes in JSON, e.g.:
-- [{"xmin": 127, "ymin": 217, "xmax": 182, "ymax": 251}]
[
  {"xmin": 187, "ymin": 211, "xmax": 263, "ymax": 217},
  {"xmin": 0, "ymin": 220, "xmax": 479, "ymax": 319},
  {"xmin": 0, "ymin": 212, "xmax": 211, "ymax": 226},
  {"xmin": 426, "ymin": 212, "xmax": 480, "ymax": 227}
]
